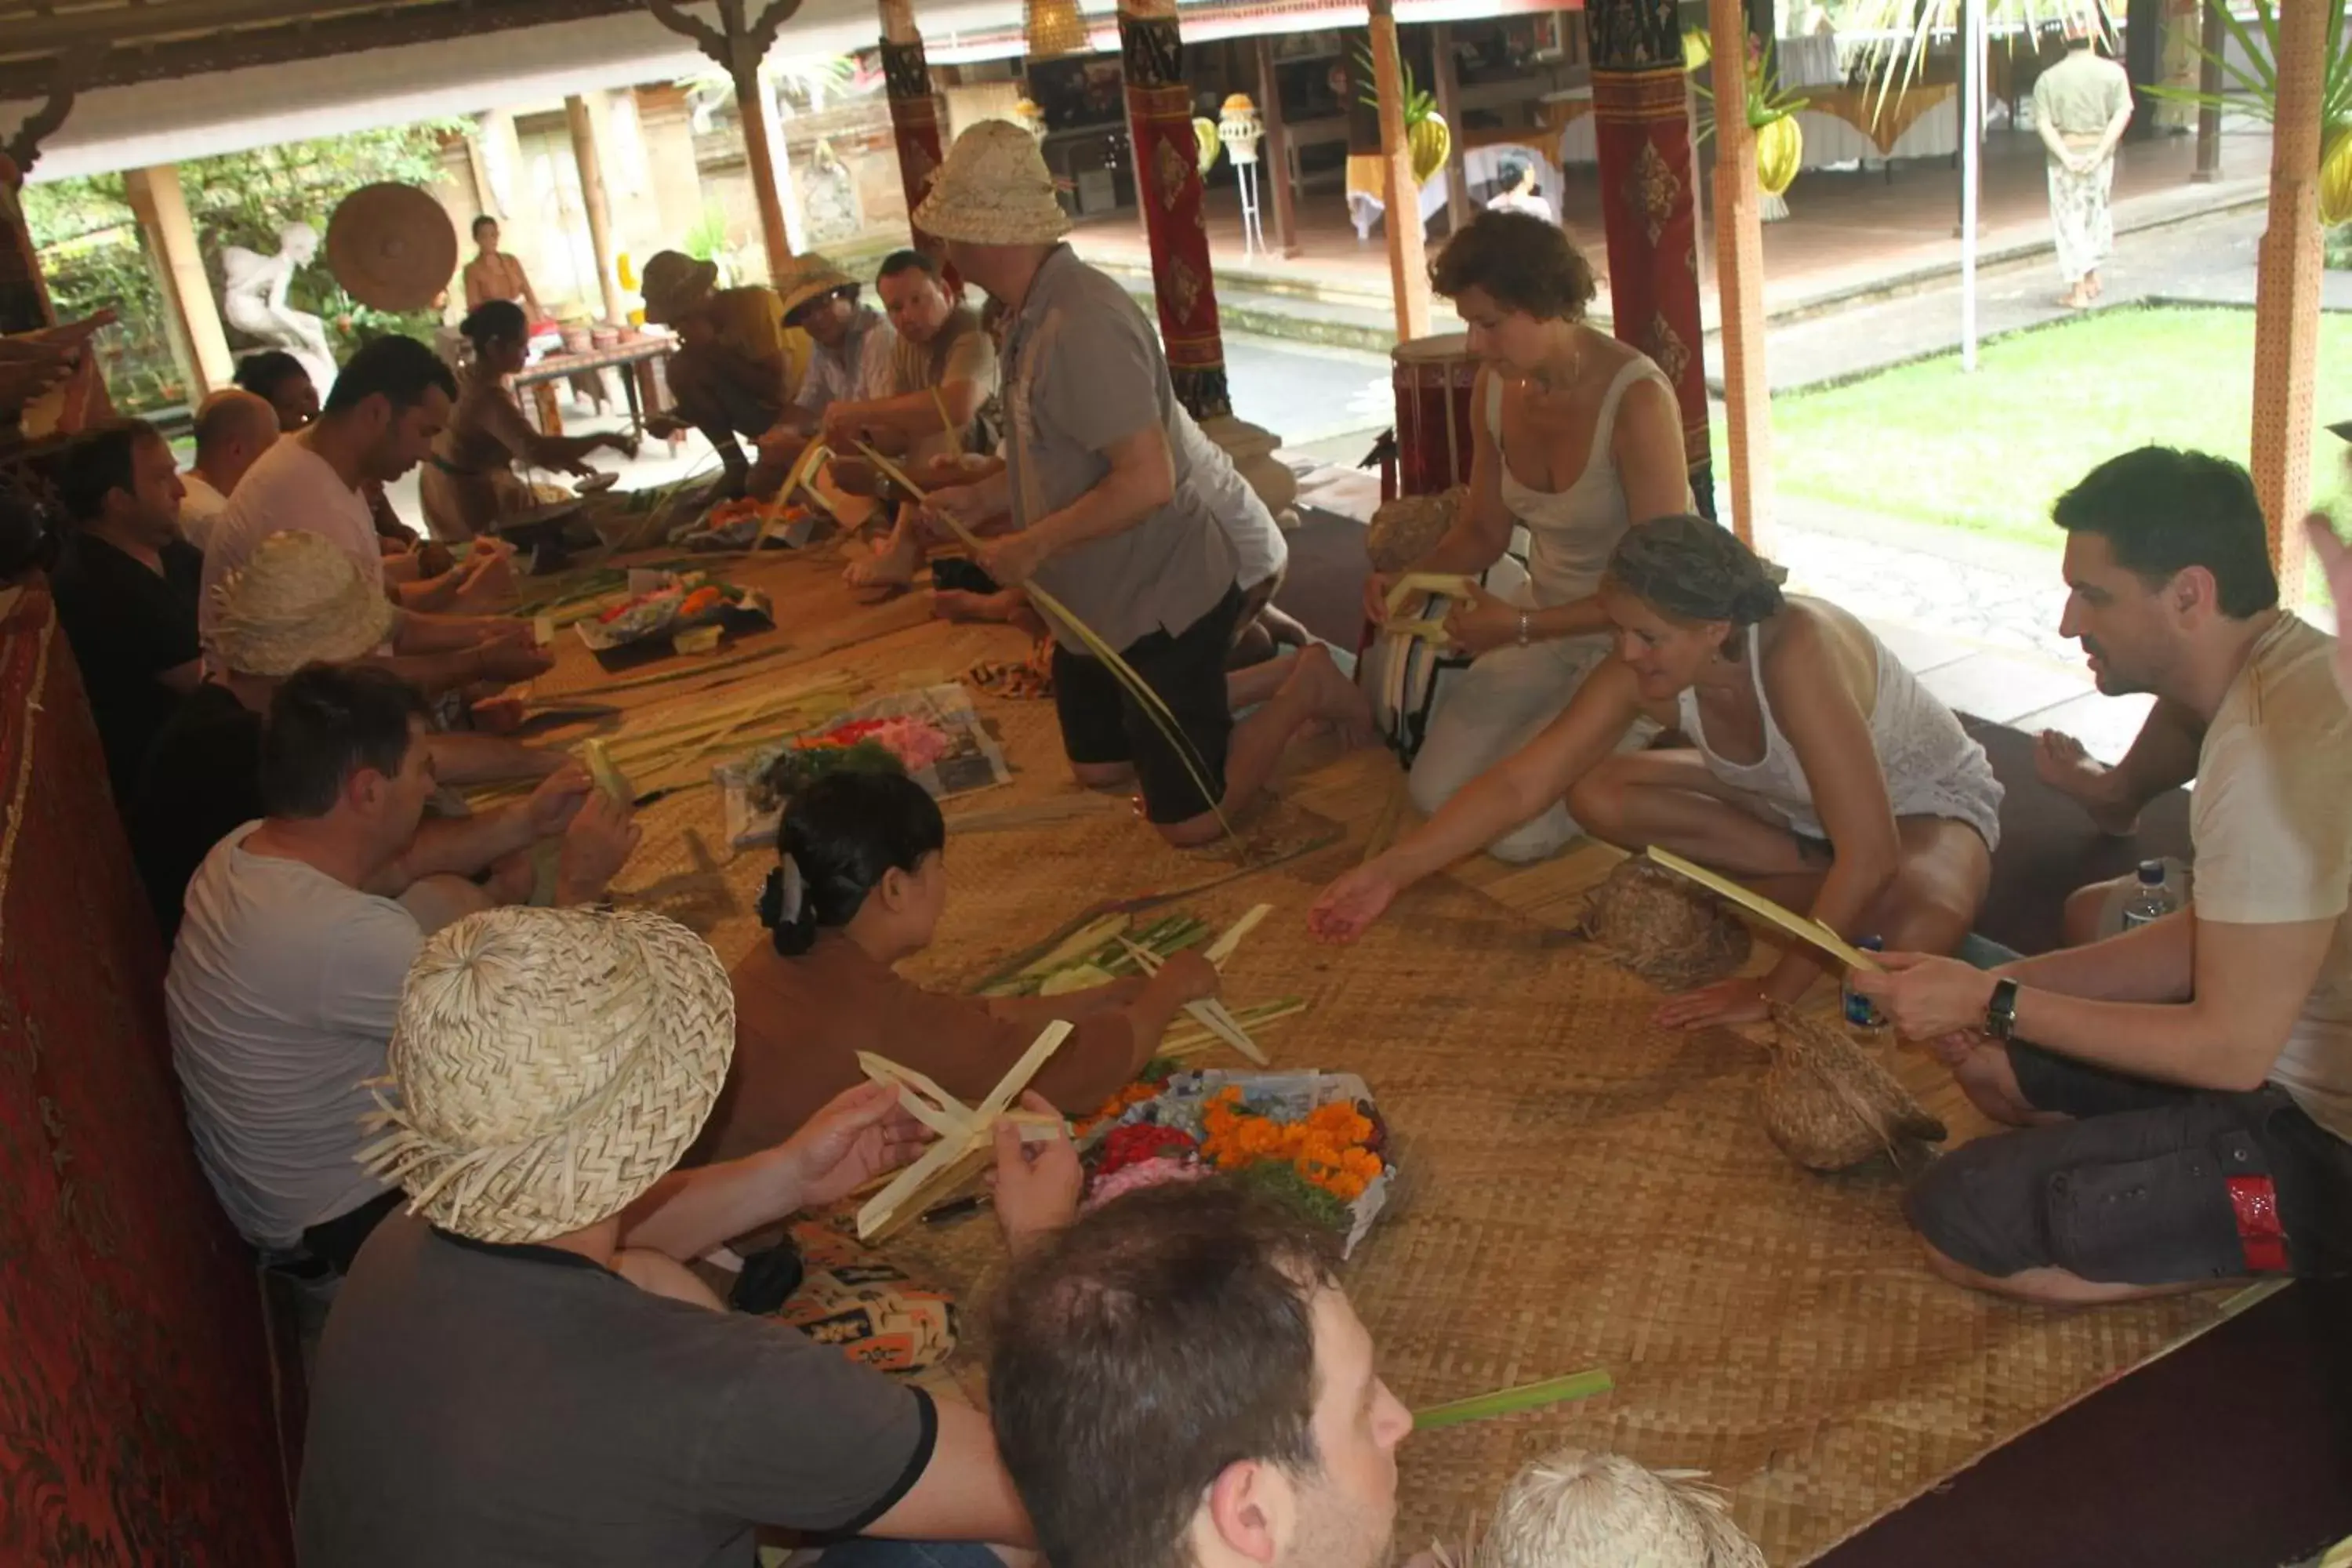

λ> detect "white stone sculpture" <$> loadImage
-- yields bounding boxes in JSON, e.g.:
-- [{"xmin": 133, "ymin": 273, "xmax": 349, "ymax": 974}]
[{"xmin": 220, "ymin": 223, "xmax": 338, "ymax": 396}]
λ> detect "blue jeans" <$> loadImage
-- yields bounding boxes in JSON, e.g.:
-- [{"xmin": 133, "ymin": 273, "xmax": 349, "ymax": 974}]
[{"xmin": 814, "ymin": 1541, "xmax": 1004, "ymax": 1568}]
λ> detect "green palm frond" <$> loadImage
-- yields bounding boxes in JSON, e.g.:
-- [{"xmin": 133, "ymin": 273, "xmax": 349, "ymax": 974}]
[
  {"xmin": 1353, "ymin": 42, "xmax": 1439, "ymax": 128},
  {"xmin": 1693, "ymin": 35, "xmax": 1813, "ymax": 142},
  {"xmin": 2143, "ymin": 0, "xmax": 2352, "ymax": 135},
  {"xmin": 1834, "ymin": 0, "xmax": 2118, "ymax": 127}
]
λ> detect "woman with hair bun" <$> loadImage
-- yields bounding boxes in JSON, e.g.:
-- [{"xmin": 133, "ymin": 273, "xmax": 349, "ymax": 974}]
[
  {"xmin": 1317, "ymin": 515, "xmax": 2002, "ymax": 1029},
  {"xmin": 419, "ymin": 299, "xmax": 635, "ymax": 540},
  {"xmin": 1374, "ymin": 209, "xmax": 1694, "ymax": 865},
  {"xmin": 695, "ymin": 769, "xmax": 1221, "ymax": 1165}
]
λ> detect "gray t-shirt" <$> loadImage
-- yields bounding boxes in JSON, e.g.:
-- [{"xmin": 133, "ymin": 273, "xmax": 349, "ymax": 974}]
[
  {"xmin": 297, "ymin": 1212, "xmax": 935, "ymax": 1567},
  {"xmin": 1002, "ymin": 245, "xmax": 1236, "ymax": 652}
]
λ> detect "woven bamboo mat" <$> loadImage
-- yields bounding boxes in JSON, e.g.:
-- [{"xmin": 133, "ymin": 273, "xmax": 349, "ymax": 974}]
[{"xmin": 881, "ymin": 834, "xmax": 2222, "ymax": 1566}]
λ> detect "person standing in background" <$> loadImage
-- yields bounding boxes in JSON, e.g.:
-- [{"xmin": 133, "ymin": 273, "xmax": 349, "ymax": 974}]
[
  {"xmin": 463, "ymin": 215, "xmax": 608, "ymax": 413},
  {"xmin": 2032, "ymin": 25, "xmax": 2134, "ymax": 310}
]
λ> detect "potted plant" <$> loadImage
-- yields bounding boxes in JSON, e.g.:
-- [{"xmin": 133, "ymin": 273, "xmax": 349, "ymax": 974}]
[{"xmin": 2147, "ymin": 0, "xmax": 2352, "ymax": 224}]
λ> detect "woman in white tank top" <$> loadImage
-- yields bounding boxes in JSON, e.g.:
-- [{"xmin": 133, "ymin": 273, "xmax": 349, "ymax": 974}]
[
  {"xmin": 1319, "ymin": 516, "xmax": 2002, "ymax": 1030},
  {"xmin": 1368, "ymin": 211, "xmax": 1694, "ymax": 863}
]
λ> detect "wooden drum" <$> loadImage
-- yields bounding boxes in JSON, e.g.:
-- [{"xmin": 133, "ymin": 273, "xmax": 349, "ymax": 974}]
[{"xmin": 1390, "ymin": 332, "xmax": 1478, "ymax": 498}]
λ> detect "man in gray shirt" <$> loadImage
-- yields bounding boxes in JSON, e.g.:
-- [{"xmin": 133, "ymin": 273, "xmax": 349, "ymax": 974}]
[{"xmin": 913, "ymin": 121, "xmax": 1370, "ymax": 847}]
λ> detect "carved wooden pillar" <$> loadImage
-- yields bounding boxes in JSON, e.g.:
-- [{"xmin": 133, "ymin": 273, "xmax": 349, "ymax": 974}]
[
  {"xmin": 1588, "ymin": 0, "xmax": 1715, "ymax": 518},
  {"xmin": 2249, "ymin": 0, "xmax": 2328, "ymax": 593},
  {"xmin": 1116, "ymin": 0, "xmax": 1229, "ymax": 421},
  {"xmin": 878, "ymin": 0, "xmax": 948, "ymax": 264},
  {"xmin": 1370, "ymin": 0, "xmax": 1432, "ymax": 342},
  {"xmin": 1706, "ymin": 0, "xmax": 1769, "ymax": 548}
]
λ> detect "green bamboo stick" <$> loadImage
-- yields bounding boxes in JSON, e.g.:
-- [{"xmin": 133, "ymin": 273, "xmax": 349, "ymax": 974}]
[{"xmin": 1411, "ymin": 1369, "xmax": 1614, "ymax": 1431}]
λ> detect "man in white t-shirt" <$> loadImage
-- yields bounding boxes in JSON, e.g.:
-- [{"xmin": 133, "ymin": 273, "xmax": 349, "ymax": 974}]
[
  {"xmin": 167, "ymin": 662, "xmax": 639, "ymax": 1272},
  {"xmin": 1857, "ymin": 447, "xmax": 2352, "ymax": 1302},
  {"xmin": 178, "ymin": 389, "xmax": 278, "ymax": 553}
]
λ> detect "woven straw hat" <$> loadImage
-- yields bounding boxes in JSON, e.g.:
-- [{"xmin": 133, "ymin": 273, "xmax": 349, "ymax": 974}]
[
  {"xmin": 774, "ymin": 252, "xmax": 858, "ymax": 323},
  {"xmin": 325, "ymin": 183, "xmax": 459, "ymax": 312},
  {"xmin": 914, "ymin": 120, "xmax": 1072, "ymax": 246},
  {"xmin": 209, "ymin": 530, "xmax": 397, "ymax": 677},
  {"xmin": 1473, "ymin": 1450, "xmax": 1765, "ymax": 1568},
  {"xmin": 640, "ymin": 250, "xmax": 720, "ymax": 325},
  {"xmin": 361, "ymin": 906, "xmax": 735, "ymax": 1245}
]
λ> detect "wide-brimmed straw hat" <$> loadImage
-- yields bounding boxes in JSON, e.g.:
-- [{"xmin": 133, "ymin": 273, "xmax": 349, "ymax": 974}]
[
  {"xmin": 361, "ymin": 906, "xmax": 735, "ymax": 1245},
  {"xmin": 914, "ymin": 120, "xmax": 1072, "ymax": 247},
  {"xmin": 640, "ymin": 250, "xmax": 720, "ymax": 325},
  {"xmin": 773, "ymin": 252, "xmax": 860, "ymax": 325},
  {"xmin": 209, "ymin": 529, "xmax": 397, "ymax": 676}
]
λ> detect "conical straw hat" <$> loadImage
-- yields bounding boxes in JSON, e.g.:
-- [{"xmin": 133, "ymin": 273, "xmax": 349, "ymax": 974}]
[
  {"xmin": 361, "ymin": 906, "xmax": 735, "ymax": 1246},
  {"xmin": 326, "ymin": 183, "xmax": 459, "ymax": 312},
  {"xmin": 209, "ymin": 529, "xmax": 397, "ymax": 677},
  {"xmin": 914, "ymin": 120, "xmax": 1071, "ymax": 247}
]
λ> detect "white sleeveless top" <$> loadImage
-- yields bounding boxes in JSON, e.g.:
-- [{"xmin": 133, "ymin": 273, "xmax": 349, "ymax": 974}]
[
  {"xmin": 1676, "ymin": 622, "xmax": 2006, "ymax": 852},
  {"xmin": 1486, "ymin": 356, "xmax": 1688, "ymax": 608}
]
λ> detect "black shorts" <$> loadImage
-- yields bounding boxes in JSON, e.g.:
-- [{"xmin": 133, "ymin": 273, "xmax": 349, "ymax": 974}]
[
  {"xmin": 1904, "ymin": 1041, "xmax": 2352, "ymax": 1286},
  {"xmin": 1052, "ymin": 585, "xmax": 1245, "ymax": 826}
]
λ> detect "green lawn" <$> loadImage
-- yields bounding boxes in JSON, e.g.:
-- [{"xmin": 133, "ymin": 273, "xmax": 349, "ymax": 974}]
[{"xmin": 1733, "ymin": 306, "xmax": 2352, "ymax": 562}]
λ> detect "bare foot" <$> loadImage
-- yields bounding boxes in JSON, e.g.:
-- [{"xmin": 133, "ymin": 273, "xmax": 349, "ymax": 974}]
[
  {"xmin": 2034, "ymin": 729, "xmax": 2139, "ymax": 837},
  {"xmin": 2059, "ymin": 288, "xmax": 2091, "ymax": 310},
  {"xmin": 2087, "ymin": 271, "xmax": 2103, "ymax": 299},
  {"xmin": 1285, "ymin": 644, "xmax": 1377, "ymax": 750},
  {"xmin": 844, "ymin": 535, "xmax": 920, "ymax": 594}
]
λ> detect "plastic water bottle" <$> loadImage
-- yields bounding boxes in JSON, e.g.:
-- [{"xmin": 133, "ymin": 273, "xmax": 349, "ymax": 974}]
[
  {"xmin": 2122, "ymin": 860, "xmax": 2176, "ymax": 930},
  {"xmin": 1842, "ymin": 935, "xmax": 1887, "ymax": 1036}
]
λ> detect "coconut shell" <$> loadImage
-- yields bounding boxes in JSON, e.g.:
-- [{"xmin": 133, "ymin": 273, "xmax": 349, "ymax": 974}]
[
  {"xmin": 1366, "ymin": 488, "xmax": 1465, "ymax": 574},
  {"xmin": 1577, "ymin": 858, "xmax": 1751, "ymax": 991},
  {"xmin": 1762, "ymin": 1004, "xmax": 1946, "ymax": 1173}
]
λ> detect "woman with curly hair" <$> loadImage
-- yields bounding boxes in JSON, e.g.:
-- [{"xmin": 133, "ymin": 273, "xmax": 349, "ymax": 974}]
[
  {"xmin": 1319, "ymin": 516, "xmax": 2002, "ymax": 1030},
  {"xmin": 1373, "ymin": 209, "xmax": 1693, "ymax": 863}
]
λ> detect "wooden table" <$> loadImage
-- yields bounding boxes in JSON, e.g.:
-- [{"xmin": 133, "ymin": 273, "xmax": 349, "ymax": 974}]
[{"xmin": 516, "ymin": 336, "xmax": 677, "ymax": 439}]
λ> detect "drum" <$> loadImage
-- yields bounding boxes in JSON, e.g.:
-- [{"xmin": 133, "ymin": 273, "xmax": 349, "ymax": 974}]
[{"xmin": 1390, "ymin": 332, "xmax": 1478, "ymax": 499}]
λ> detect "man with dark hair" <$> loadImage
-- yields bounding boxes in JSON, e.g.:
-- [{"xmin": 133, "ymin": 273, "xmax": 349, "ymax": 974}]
[
  {"xmin": 1856, "ymin": 445, "xmax": 2352, "ymax": 1305},
  {"xmin": 179, "ymin": 388, "xmax": 280, "ymax": 550},
  {"xmin": 234, "ymin": 349, "xmax": 319, "ymax": 432},
  {"xmin": 49, "ymin": 418, "xmax": 204, "ymax": 799},
  {"xmin": 990, "ymin": 1182, "xmax": 1413, "ymax": 1568},
  {"xmin": 165, "ymin": 662, "xmax": 637, "ymax": 1272}
]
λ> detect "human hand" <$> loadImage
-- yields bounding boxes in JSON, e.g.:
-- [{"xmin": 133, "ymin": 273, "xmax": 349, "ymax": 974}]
[
  {"xmin": 821, "ymin": 402, "xmax": 876, "ymax": 452},
  {"xmin": 1362, "ymin": 571, "xmax": 1396, "ymax": 627},
  {"xmin": 778, "ymin": 1080, "xmax": 931, "ymax": 1210},
  {"xmin": 1846, "ymin": 953, "xmax": 1998, "ymax": 1042},
  {"xmin": 991, "ymin": 1092, "xmax": 1083, "ymax": 1254},
  {"xmin": 1652, "ymin": 975, "xmax": 1773, "ymax": 1031},
  {"xmin": 555, "ymin": 783, "xmax": 641, "ymax": 902},
  {"xmin": 1442, "ymin": 583, "xmax": 1523, "ymax": 657},
  {"xmin": 643, "ymin": 413, "xmax": 684, "ymax": 441},
  {"xmin": 2304, "ymin": 513, "xmax": 2352, "ymax": 702},
  {"xmin": 522, "ymin": 762, "xmax": 593, "ymax": 839},
  {"xmin": 1307, "ymin": 864, "xmax": 1402, "ymax": 945},
  {"xmin": 920, "ymin": 483, "xmax": 993, "ymax": 546},
  {"xmin": 456, "ymin": 549, "xmax": 515, "ymax": 606},
  {"xmin": 1922, "ymin": 1028, "xmax": 1988, "ymax": 1069},
  {"xmin": 1152, "ymin": 948, "xmax": 1222, "ymax": 1006},
  {"xmin": 975, "ymin": 529, "xmax": 1047, "ymax": 589}
]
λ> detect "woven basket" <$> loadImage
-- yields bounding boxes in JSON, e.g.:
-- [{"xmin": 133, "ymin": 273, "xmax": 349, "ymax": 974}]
[
  {"xmin": 1761, "ymin": 1004, "xmax": 1946, "ymax": 1173},
  {"xmin": 1577, "ymin": 858, "xmax": 1750, "ymax": 992},
  {"xmin": 1367, "ymin": 487, "xmax": 1466, "ymax": 574}
]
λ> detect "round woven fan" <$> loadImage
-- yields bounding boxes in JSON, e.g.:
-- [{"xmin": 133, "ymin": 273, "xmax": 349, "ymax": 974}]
[{"xmin": 325, "ymin": 183, "xmax": 459, "ymax": 311}]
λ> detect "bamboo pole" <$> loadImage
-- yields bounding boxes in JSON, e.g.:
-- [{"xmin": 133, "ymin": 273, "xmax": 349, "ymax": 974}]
[
  {"xmin": 1706, "ymin": 0, "xmax": 1771, "ymax": 550},
  {"xmin": 1370, "ymin": 0, "xmax": 1432, "ymax": 343},
  {"xmin": 565, "ymin": 95, "xmax": 630, "ymax": 325},
  {"xmin": 2249, "ymin": 0, "xmax": 2327, "ymax": 598},
  {"xmin": 1431, "ymin": 23, "xmax": 1471, "ymax": 235}
]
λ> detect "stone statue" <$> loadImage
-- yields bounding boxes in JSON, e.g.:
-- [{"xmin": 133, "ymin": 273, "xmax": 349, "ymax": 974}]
[{"xmin": 220, "ymin": 223, "xmax": 337, "ymax": 396}]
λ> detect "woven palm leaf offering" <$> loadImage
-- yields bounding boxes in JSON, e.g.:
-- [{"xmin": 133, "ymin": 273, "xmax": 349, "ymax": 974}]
[
  {"xmin": 1762, "ymin": 1004, "xmax": 1945, "ymax": 1173},
  {"xmin": 1577, "ymin": 858, "xmax": 1750, "ymax": 991}
]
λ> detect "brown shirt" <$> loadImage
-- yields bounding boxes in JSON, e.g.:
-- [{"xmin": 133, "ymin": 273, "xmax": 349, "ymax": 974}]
[{"xmin": 698, "ymin": 930, "xmax": 1140, "ymax": 1165}]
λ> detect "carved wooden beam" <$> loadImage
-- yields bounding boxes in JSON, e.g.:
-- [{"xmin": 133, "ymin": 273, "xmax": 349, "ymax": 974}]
[
  {"xmin": 643, "ymin": 0, "xmax": 726, "ymax": 61},
  {"xmin": 3, "ymin": 43, "xmax": 100, "ymax": 176}
]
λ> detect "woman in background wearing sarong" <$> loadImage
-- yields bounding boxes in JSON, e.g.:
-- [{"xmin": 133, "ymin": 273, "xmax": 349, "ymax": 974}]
[
  {"xmin": 1312, "ymin": 516, "xmax": 2003, "ymax": 1030},
  {"xmin": 2032, "ymin": 27, "xmax": 2133, "ymax": 310}
]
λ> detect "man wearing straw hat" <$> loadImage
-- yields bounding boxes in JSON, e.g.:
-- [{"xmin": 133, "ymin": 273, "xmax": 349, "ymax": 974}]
[
  {"xmin": 166, "ymin": 662, "xmax": 636, "ymax": 1276},
  {"xmin": 132, "ymin": 531, "xmax": 573, "ymax": 943},
  {"xmin": 299, "ymin": 904, "xmax": 1046, "ymax": 1566},
  {"xmin": 912, "ymin": 121, "xmax": 1370, "ymax": 847},
  {"xmin": 639, "ymin": 249, "xmax": 793, "ymax": 503}
]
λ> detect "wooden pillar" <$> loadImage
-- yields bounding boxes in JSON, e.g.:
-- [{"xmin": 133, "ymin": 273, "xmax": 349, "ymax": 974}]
[
  {"xmin": 1254, "ymin": 35, "xmax": 1301, "ymax": 258},
  {"xmin": 2248, "ymin": 0, "xmax": 2328, "ymax": 596},
  {"xmin": 1588, "ymin": 0, "xmax": 1714, "ymax": 517},
  {"xmin": 2124, "ymin": 0, "xmax": 2163, "ymax": 141},
  {"xmin": 1117, "ymin": 0, "xmax": 1232, "ymax": 419},
  {"xmin": 564, "ymin": 95, "xmax": 629, "ymax": 323},
  {"xmin": 648, "ymin": 0, "xmax": 802, "ymax": 271},
  {"xmin": 2191, "ymin": 0, "xmax": 2225, "ymax": 183},
  {"xmin": 879, "ymin": 0, "xmax": 948, "ymax": 263},
  {"xmin": 1432, "ymin": 24, "xmax": 1472, "ymax": 234},
  {"xmin": 0, "ymin": 162, "xmax": 52, "ymax": 335},
  {"xmin": 122, "ymin": 165, "xmax": 234, "ymax": 397},
  {"xmin": 1707, "ymin": 0, "xmax": 1769, "ymax": 549},
  {"xmin": 1370, "ymin": 0, "xmax": 1433, "ymax": 342}
]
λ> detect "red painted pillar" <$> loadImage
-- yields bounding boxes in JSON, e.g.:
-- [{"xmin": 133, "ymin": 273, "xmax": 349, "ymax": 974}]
[
  {"xmin": 1116, "ymin": 0, "xmax": 1231, "ymax": 421},
  {"xmin": 878, "ymin": 0, "xmax": 949, "ymax": 265},
  {"xmin": 1588, "ymin": 1, "xmax": 1715, "ymax": 519}
]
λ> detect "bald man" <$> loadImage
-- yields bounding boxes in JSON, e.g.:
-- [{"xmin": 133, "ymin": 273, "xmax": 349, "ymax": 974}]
[{"xmin": 180, "ymin": 389, "xmax": 281, "ymax": 554}]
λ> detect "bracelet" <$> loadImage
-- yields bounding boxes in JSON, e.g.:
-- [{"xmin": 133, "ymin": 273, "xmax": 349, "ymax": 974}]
[{"xmin": 1517, "ymin": 612, "xmax": 1531, "ymax": 648}]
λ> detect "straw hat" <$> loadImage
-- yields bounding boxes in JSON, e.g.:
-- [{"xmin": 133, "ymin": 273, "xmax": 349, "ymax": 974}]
[
  {"xmin": 1473, "ymin": 1450, "xmax": 1766, "ymax": 1568},
  {"xmin": 325, "ymin": 183, "xmax": 459, "ymax": 311},
  {"xmin": 640, "ymin": 250, "xmax": 720, "ymax": 325},
  {"xmin": 913, "ymin": 120, "xmax": 1072, "ymax": 247},
  {"xmin": 209, "ymin": 529, "xmax": 397, "ymax": 677},
  {"xmin": 361, "ymin": 906, "xmax": 735, "ymax": 1246},
  {"xmin": 774, "ymin": 252, "xmax": 858, "ymax": 324}
]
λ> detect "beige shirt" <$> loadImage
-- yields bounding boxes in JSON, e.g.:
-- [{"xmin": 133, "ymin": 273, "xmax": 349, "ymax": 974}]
[
  {"xmin": 2190, "ymin": 615, "xmax": 2352, "ymax": 1139},
  {"xmin": 2032, "ymin": 48, "xmax": 2131, "ymax": 140},
  {"xmin": 891, "ymin": 306, "xmax": 1001, "ymax": 459}
]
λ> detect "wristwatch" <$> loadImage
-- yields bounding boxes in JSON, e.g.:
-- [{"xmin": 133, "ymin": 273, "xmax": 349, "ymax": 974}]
[{"xmin": 1984, "ymin": 977, "xmax": 2021, "ymax": 1041}]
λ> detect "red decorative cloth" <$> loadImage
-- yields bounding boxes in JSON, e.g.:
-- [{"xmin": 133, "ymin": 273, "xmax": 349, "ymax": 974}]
[
  {"xmin": 1120, "ymin": 11, "xmax": 1234, "ymax": 422},
  {"xmin": 0, "ymin": 584, "xmax": 293, "ymax": 1564}
]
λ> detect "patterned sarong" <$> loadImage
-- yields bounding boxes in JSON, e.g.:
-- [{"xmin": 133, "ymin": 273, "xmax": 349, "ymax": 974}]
[{"xmin": 2048, "ymin": 154, "xmax": 2117, "ymax": 285}]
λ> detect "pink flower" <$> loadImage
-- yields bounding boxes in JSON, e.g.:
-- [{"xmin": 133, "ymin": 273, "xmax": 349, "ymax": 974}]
[{"xmin": 1083, "ymin": 1155, "xmax": 1210, "ymax": 1211}]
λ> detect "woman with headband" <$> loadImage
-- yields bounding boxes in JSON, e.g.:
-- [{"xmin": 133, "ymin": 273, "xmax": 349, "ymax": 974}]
[
  {"xmin": 691, "ymin": 768, "xmax": 1221, "ymax": 1164},
  {"xmin": 1312, "ymin": 515, "xmax": 2002, "ymax": 1029}
]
